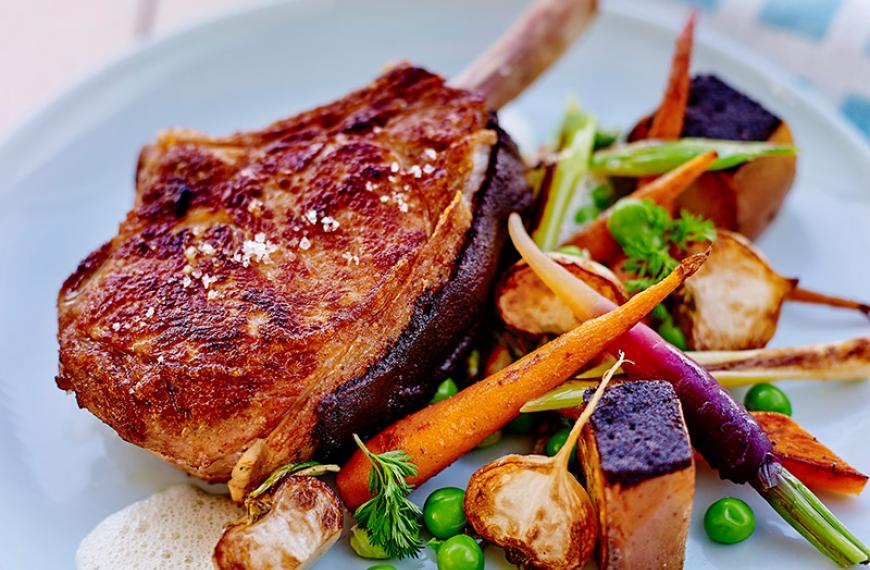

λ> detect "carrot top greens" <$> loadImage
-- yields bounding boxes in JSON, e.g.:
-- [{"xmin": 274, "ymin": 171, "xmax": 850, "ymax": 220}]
[{"xmin": 352, "ymin": 434, "xmax": 422, "ymax": 559}]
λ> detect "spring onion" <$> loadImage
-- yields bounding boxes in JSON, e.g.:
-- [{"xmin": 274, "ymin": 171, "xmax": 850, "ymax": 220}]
[{"xmin": 590, "ymin": 138, "xmax": 796, "ymax": 177}]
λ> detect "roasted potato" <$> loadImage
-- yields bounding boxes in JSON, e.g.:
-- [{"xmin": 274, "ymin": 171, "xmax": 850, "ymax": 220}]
[
  {"xmin": 753, "ymin": 412, "xmax": 868, "ymax": 496},
  {"xmin": 579, "ymin": 381, "xmax": 694, "ymax": 569},
  {"xmin": 675, "ymin": 123, "xmax": 796, "ymax": 239},
  {"xmin": 630, "ymin": 74, "xmax": 797, "ymax": 240}
]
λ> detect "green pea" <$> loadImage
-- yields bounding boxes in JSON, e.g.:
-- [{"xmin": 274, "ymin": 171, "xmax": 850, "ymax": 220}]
[
  {"xmin": 545, "ymin": 428, "xmax": 570, "ymax": 456},
  {"xmin": 476, "ymin": 431, "xmax": 502, "ymax": 449},
  {"xmin": 657, "ymin": 319, "xmax": 688, "ymax": 350},
  {"xmin": 556, "ymin": 244, "xmax": 588, "ymax": 258},
  {"xmin": 574, "ymin": 205, "xmax": 600, "ymax": 225},
  {"xmin": 651, "ymin": 303, "xmax": 670, "ymax": 321},
  {"xmin": 431, "ymin": 378, "xmax": 458, "ymax": 404},
  {"xmin": 505, "ymin": 413, "xmax": 537, "ymax": 434},
  {"xmin": 704, "ymin": 497, "xmax": 755, "ymax": 544},
  {"xmin": 436, "ymin": 534, "xmax": 484, "ymax": 570},
  {"xmin": 423, "ymin": 487, "xmax": 467, "ymax": 539},
  {"xmin": 545, "ymin": 428, "xmax": 578, "ymax": 470},
  {"xmin": 590, "ymin": 182, "xmax": 616, "ymax": 209},
  {"xmin": 606, "ymin": 199, "xmax": 649, "ymax": 244},
  {"xmin": 744, "ymin": 383, "xmax": 792, "ymax": 416},
  {"xmin": 349, "ymin": 525, "xmax": 390, "ymax": 560}
]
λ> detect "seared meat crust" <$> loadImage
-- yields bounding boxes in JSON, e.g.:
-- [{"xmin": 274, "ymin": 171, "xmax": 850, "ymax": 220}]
[{"xmin": 56, "ymin": 64, "xmax": 529, "ymax": 485}]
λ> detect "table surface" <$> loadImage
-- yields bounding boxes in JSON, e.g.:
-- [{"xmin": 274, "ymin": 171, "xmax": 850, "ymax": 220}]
[
  {"xmin": 2, "ymin": 0, "xmax": 869, "ymax": 142},
  {"xmin": 0, "ymin": 0, "xmax": 248, "ymax": 138}
]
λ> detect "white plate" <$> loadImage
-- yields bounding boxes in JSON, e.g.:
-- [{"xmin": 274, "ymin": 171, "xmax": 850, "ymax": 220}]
[{"xmin": 1, "ymin": 1, "xmax": 868, "ymax": 568}]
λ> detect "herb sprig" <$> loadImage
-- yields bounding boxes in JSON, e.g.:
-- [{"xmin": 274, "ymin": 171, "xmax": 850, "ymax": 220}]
[
  {"xmin": 669, "ymin": 210, "xmax": 718, "ymax": 249},
  {"xmin": 352, "ymin": 434, "xmax": 423, "ymax": 559},
  {"xmin": 607, "ymin": 199, "xmax": 714, "ymax": 349},
  {"xmin": 609, "ymin": 199, "xmax": 714, "ymax": 293}
]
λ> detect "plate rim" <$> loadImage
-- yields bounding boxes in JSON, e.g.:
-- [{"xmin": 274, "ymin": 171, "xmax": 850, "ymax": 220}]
[{"xmin": 2, "ymin": 2, "xmax": 869, "ymax": 567}]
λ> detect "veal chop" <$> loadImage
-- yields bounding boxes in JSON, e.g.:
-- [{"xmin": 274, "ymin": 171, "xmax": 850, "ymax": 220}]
[
  {"xmin": 56, "ymin": 64, "xmax": 529, "ymax": 490},
  {"xmin": 56, "ymin": 0, "xmax": 598, "ymax": 499}
]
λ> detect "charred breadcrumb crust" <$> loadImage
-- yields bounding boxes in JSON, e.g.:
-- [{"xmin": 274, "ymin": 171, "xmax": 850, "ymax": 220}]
[
  {"xmin": 315, "ymin": 124, "xmax": 530, "ymax": 460},
  {"xmin": 630, "ymin": 74, "xmax": 782, "ymax": 145},
  {"xmin": 683, "ymin": 75, "xmax": 780, "ymax": 142},
  {"xmin": 584, "ymin": 381, "xmax": 692, "ymax": 487}
]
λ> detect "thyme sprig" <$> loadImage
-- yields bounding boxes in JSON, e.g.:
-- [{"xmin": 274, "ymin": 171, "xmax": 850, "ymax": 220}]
[{"xmin": 244, "ymin": 460, "xmax": 340, "ymax": 524}]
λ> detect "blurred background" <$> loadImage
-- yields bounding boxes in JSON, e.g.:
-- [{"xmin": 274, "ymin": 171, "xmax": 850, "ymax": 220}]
[{"xmin": 1, "ymin": 0, "xmax": 868, "ymax": 141}]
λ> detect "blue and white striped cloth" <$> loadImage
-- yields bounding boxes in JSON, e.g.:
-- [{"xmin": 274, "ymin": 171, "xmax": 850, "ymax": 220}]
[{"xmin": 665, "ymin": 0, "xmax": 870, "ymax": 141}]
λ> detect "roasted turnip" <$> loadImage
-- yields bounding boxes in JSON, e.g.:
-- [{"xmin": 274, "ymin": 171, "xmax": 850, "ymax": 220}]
[
  {"xmin": 674, "ymin": 229, "xmax": 795, "ymax": 350},
  {"xmin": 463, "ymin": 356, "xmax": 624, "ymax": 569},
  {"xmin": 497, "ymin": 253, "xmax": 626, "ymax": 335},
  {"xmin": 213, "ymin": 476, "xmax": 343, "ymax": 570},
  {"xmin": 674, "ymin": 230, "xmax": 868, "ymax": 350}
]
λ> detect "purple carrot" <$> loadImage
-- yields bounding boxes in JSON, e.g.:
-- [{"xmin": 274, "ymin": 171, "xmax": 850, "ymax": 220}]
[{"xmin": 618, "ymin": 325, "xmax": 771, "ymax": 483}]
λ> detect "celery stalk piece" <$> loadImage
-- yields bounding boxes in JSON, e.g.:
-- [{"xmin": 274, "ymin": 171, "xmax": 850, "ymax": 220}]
[
  {"xmin": 531, "ymin": 101, "xmax": 596, "ymax": 251},
  {"xmin": 521, "ymin": 380, "xmax": 597, "ymax": 413}
]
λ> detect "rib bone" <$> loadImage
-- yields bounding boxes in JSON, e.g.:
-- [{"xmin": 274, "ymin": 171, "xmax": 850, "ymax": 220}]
[{"xmin": 452, "ymin": 0, "xmax": 598, "ymax": 109}]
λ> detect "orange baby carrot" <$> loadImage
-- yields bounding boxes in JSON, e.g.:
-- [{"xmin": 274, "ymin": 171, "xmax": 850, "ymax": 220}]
[
  {"xmin": 636, "ymin": 13, "xmax": 698, "ymax": 187},
  {"xmin": 336, "ymin": 250, "xmax": 707, "ymax": 509},
  {"xmin": 649, "ymin": 12, "xmax": 696, "ymax": 139}
]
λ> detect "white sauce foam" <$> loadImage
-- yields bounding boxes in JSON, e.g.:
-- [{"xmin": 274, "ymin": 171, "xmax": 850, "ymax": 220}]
[{"xmin": 76, "ymin": 484, "xmax": 242, "ymax": 570}]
